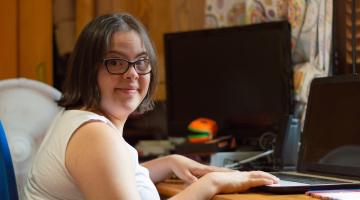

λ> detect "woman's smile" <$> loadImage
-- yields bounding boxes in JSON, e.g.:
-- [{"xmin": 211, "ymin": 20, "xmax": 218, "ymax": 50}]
[{"xmin": 116, "ymin": 87, "xmax": 138, "ymax": 95}]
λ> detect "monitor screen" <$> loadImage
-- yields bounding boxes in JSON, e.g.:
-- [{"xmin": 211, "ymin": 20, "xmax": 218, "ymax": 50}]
[
  {"xmin": 164, "ymin": 21, "xmax": 293, "ymax": 140},
  {"xmin": 299, "ymin": 75, "xmax": 360, "ymax": 177}
]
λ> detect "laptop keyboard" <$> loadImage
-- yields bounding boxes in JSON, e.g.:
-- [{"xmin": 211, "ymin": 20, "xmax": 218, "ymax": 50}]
[{"xmin": 272, "ymin": 173, "xmax": 348, "ymax": 185}]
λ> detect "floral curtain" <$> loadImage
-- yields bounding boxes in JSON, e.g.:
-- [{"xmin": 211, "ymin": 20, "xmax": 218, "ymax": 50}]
[{"xmin": 205, "ymin": 0, "xmax": 333, "ymax": 123}]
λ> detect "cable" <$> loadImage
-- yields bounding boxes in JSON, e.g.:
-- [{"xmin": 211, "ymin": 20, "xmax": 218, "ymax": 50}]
[{"xmin": 224, "ymin": 149, "xmax": 274, "ymax": 169}]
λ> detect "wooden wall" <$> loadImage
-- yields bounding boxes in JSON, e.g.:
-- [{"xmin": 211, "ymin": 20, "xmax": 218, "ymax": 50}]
[
  {"xmin": 19, "ymin": 0, "xmax": 53, "ymax": 84},
  {"xmin": 0, "ymin": 0, "xmax": 18, "ymax": 79},
  {"xmin": 0, "ymin": 0, "xmax": 53, "ymax": 84},
  {"xmin": 0, "ymin": 0, "xmax": 205, "ymax": 99}
]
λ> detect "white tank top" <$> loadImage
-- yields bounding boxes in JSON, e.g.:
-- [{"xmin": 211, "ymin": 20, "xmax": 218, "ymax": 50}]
[{"xmin": 24, "ymin": 109, "xmax": 160, "ymax": 200}]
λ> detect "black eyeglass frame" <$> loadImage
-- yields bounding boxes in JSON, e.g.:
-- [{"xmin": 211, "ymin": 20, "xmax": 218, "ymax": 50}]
[{"xmin": 102, "ymin": 58, "xmax": 151, "ymax": 75}]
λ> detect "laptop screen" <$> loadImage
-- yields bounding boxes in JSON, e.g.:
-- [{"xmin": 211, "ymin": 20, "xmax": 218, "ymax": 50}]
[{"xmin": 298, "ymin": 75, "xmax": 360, "ymax": 178}]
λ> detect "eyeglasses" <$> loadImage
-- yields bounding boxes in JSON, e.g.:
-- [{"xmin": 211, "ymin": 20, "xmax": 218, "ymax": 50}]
[{"xmin": 103, "ymin": 58, "xmax": 151, "ymax": 75}]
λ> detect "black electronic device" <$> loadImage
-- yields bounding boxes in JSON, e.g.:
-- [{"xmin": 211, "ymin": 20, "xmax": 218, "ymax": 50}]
[
  {"xmin": 272, "ymin": 115, "xmax": 300, "ymax": 170},
  {"xmin": 164, "ymin": 21, "xmax": 294, "ymax": 147},
  {"xmin": 260, "ymin": 75, "xmax": 360, "ymax": 194}
]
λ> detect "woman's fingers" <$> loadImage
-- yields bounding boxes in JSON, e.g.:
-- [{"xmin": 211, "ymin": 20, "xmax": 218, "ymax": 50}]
[
  {"xmin": 247, "ymin": 171, "xmax": 280, "ymax": 183},
  {"xmin": 213, "ymin": 170, "xmax": 280, "ymax": 194},
  {"xmin": 245, "ymin": 178, "xmax": 276, "ymax": 189}
]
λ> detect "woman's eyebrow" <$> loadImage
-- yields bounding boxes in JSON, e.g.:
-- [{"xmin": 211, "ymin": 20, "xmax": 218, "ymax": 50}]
[
  {"xmin": 136, "ymin": 52, "xmax": 148, "ymax": 58},
  {"xmin": 105, "ymin": 50, "xmax": 126, "ymax": 57},
  {"xmin": 106, "ymin": 50, "xmax": 148, "ymax": 59}
]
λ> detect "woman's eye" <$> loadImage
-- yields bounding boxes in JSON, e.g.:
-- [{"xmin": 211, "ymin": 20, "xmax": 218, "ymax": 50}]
[
  {"xmin": 109, "ymin": 60, "xmax": 119, "ymax": 66},
  {"xmin": 136, "ymin": 59, "xmax": 149, "ymax": 68},
  {"xmin": 136, "ymin": 60, "xmax": 145, "ymax": 66}
]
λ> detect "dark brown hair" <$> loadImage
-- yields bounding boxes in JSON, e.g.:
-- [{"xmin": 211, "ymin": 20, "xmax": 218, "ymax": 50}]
[{"xmin": 58, "ymin": 13, "xmax": 158, "ymax": 113}]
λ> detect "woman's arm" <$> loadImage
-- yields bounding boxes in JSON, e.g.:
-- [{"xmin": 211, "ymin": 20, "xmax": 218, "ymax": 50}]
[
  {"xmin": 142, "ymin": 154, "xmax": 232, "ymax": 184},
  {"xmin": 65, "ymin": 121, "xmax": 141, "ymax": 200},
  {"xmin": 143, "ymin": 154, "xmax": 279, "ymax": 200},
  {"xmin": 141, "ymin": 155, "xmax": 174, "ymax": 183},
  {"xmin": 170, "ymin": 171, "xmax": 279, "ymax": 200}
]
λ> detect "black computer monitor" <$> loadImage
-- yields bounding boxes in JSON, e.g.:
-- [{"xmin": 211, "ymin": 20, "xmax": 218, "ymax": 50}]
[{"xmin": 164, "ymin": 21, "xmax": 294, "ymax": 144}]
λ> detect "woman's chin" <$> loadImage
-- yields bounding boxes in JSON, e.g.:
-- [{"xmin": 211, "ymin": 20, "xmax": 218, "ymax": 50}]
[{"xmin": 99, "ymin": 104, "xmax": 137, "ymax": 118}]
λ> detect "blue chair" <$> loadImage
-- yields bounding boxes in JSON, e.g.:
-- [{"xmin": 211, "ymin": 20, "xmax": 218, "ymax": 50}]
[{"xmin": 0, "ymin": 121, "xmax": 18, "ymax": 200}]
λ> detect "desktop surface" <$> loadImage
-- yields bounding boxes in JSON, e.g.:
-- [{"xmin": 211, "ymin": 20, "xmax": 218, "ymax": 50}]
[{"xmin": 156, "ymin": 180, "xmax": 316, "ymax": 200}]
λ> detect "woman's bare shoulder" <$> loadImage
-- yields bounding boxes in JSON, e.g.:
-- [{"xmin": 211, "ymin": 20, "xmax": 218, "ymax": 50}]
[{"xmin": 65, "ymin": 120, "xmax": 139, "ymax": 198}]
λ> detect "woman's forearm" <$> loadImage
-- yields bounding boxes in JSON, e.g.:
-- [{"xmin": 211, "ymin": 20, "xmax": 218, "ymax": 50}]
[{"xmin": 141, "ymin": 155, "xmax": 174, "ymax": 183}]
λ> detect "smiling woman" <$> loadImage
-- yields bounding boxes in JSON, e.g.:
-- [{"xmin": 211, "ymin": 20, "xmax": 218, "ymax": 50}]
[
  {"xmin": 57, "ymin": 14, "xmax": 158, "ymax": 114},
  {"xmin": 23, "ymin": 13, "xmax": 279, "ymax": 200},
  {"xmin": 97, "ymin": 30, "xmax": 151, "ymax": 121}
]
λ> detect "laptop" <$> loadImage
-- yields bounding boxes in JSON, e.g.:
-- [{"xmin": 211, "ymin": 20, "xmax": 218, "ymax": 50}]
[{"xmin": 259, "ymin": 75, "xmax": 360, "ymax": 193}]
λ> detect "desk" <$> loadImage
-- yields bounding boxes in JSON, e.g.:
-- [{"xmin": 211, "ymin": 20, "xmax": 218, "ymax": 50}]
[{"xmin": 156, "ymin": 181, "xmax": 316, "ymax": 200}]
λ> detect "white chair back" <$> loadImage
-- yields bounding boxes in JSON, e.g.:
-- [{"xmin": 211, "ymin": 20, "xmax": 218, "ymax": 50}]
[{"xmin": 0, "ymin": 78, "xmax": 62, "ymax": 198}]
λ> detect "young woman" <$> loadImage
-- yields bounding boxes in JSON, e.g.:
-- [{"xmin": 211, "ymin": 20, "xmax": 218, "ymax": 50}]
[{"xmin": 24, "ymin": 13, "xmax": 278, "ymax": 200}]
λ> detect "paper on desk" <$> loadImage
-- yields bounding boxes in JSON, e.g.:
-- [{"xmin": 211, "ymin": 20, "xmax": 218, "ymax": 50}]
[{"xmin": 306, "ymin": 189, "xmax": 360, "ymax": 200}]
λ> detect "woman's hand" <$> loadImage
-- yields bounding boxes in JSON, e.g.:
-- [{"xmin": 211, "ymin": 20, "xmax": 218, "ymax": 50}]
[
  {"xmin": 168, "ymin": 154, "xmax": 232, "ymax": 184},
  {"xmin": 142, "ymin": 154, "xmax": 231, "ymax": 184},
  {"xmin": 170, "ymin": 170, "xmax": 279, "ymax": 200},
  {"xmin": 204, "ymin": 170, "xmax": 279, "ymax": 194}
]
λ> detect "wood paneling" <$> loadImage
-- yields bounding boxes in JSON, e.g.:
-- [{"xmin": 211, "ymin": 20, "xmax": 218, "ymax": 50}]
[
  {"xmin": 169, "ymin": 0, "xmax": 205, "ymax": 31},
  {"xmin": 0, "ymin": 0, "xmax": 18, "ymax": 79},
  {"xmin": 335, "ymin": 0, "xmax": 360, "ymax": 74},
  {"xmin": 76, "ymin": 0, "xmax": 95, "ymax": 36},
  {"xmin": 345, "ymin": 0, "xmax": 360, "ymax": 64},
  {"xmin": 0, "ymin": 0, "xmax": 204, "ymax": 89},
  {"xmin": 96, "ymin": 0, "xmax": 115, "ymax": 16},
  {"xmin": 19, "ymin": 0, "xmax": 53, "ymax": 84}
]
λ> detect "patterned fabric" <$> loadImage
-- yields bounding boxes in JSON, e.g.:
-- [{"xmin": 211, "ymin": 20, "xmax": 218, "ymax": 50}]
[
  {"xmin": 205, "ymin": 0, "xmax": 288, "ymax": 28},
  {"xmin": 205, "ymin": 0, "xmax": 333, "ymax": 123}
]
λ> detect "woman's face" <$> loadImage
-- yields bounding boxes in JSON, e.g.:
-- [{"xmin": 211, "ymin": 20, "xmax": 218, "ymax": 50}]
[{"xmin": 97, "ymin": 30, "xmax": 151, "ymax": 121}]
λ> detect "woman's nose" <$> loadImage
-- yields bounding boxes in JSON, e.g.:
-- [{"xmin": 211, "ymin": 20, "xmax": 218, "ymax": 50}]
[{"xmin": 124, "ymin": 65, "xmax": 139, "ymax": 80}]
